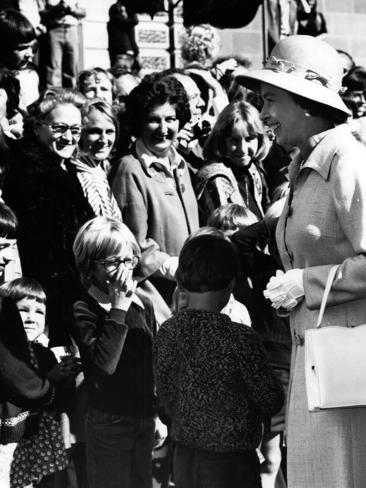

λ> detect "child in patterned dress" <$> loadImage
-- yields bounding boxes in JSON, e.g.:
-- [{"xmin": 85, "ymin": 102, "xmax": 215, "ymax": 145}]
[{"xmin": 0, "ymin": 277, "xmax": 81, "ymax": 487}]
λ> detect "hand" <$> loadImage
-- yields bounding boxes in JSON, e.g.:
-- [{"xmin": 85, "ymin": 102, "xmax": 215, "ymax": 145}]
[
  {"xmin": 48, "ymin": 356, "xmax": 81, "ymax": 383},
  {"xmin": 187, "ymin": 68, "xmax": 225, "ymax": 97},
  {"xmin": 215, "ymin": 58, "xmax": 238, "ymax": 76},
  {"xmin": 264, "ymin": 269, "xmax": 304, "ymax": 310},
  {"xmin": 263, "ymin": 197, "xmax": 286, "ymax": 234},
  {"xmin": 176, "ymin": 125, "xmax": 195, "ymax": 153},
  {"xmin": 109, "ymin": 263, "xmax": 137, "ymax": 311}
]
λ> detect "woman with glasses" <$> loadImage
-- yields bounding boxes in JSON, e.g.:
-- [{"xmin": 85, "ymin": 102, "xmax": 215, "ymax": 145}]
[
  {"xmin": 3, "ymin": 87, "xmax": 95, "ymax": 346},
  {"xmin": 73, "ymin": 216, "xmax": 156, "ymax": 488}
]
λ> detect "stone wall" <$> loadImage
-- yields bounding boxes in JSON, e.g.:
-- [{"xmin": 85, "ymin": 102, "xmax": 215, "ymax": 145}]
[{"xmin": 81, "ymin": 0, "xmax": 366, "ymax": 71}]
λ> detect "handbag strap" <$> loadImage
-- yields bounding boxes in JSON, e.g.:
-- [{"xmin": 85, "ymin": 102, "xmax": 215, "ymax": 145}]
[{"xmin": 316, "ymin": 265, "xmax": 339, "ymax": 328}]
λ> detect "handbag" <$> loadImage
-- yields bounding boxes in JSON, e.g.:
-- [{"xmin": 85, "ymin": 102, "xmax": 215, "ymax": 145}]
[{"xmin": 305, "ymin": 265, "xmax": 366, "ymax": 411}]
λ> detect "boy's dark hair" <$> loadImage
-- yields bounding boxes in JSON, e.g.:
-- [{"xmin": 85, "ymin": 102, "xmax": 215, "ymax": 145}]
[
  {"xmin": 207, "ymin": 203, "xmax": 259, "ymax": 232},
  {"xmin": 0, "ymin": 9, "xmax": 35, "ymax": 51},
  {"xmin": 0, "ymin": 277, "xmax": 46, "ymax": 305},
  {"xmin": 176, "ymin": 234, "xmax": 237, "ymax": 292},
  {"xmin": 0, "ymin": 202, "xmax": 18, "ymax": 238}
]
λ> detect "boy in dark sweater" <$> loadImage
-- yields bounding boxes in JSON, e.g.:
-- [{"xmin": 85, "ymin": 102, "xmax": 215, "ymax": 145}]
[
  {"xmin": 154, "ymin": 233, "xmax": 284, "ymax": 488},
  {"xmin": 73, "ymin": 217, "xmax": 157, "ymax": 488}
]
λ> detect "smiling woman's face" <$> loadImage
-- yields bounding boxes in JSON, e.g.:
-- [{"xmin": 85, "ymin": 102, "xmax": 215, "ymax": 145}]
[
  {"xmin": 140, "ymin": 102, "xmax": 179, "ymax": 157},
  {"xmin": 81, "ymin": 108, "xmax": 117, "ymax": 162},
  {"xmin": 36, "ymin": 103, "xmax": 82, "ymax": 161}
]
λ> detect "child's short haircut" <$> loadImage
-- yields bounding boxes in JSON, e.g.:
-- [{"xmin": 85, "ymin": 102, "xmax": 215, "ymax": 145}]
[
  {"xmin": 207, "ymin": 203, "xmax": 259, "ymax": 232},
  {"xmin": 176, "ymin": 233, "xmax": 237, "ymax": 293},
  {"xmin": 0, "ymin": 202, "xmax": 18, "ymax": 238},
  {"xmin": 73, "ymin": 217, "xmax": 141, "ymax": 285},
  {"xmin": 0, "ymin": 277, "xmax": 46, "ymax": 304}
]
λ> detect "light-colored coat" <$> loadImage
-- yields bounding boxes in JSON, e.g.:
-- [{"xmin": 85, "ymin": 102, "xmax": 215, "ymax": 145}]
[{"xmin": 276, "ymin": 124, "xmax": 366, "ymax": 488}]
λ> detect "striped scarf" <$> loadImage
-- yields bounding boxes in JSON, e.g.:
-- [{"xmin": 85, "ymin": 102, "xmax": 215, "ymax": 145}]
[{"xmin": 71, "ymin": 155, "xmax": 122, "ymax": 221}]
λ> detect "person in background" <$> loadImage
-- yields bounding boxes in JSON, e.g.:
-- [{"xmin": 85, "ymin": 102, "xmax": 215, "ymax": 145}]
[
  {"xmin": 107, "ymin": 0, "xmax": 139, "ymax": 69},
  {"xmin": 342, "ymin": 66, "xmax": 366, "ymax": 119},
  {"xmin": 111, "ymin": 68, "xmax": 140, "ymax": 109},
  {"xmin": 40, "ymin": 0, "xmax": 86, "ymax": 88},
  {"xmin": 181, "ymin": 24, "xmax": 220, "ymax": 70},
  {"xmin": 297, "ymin": 0, "xmax": 327, "ymax": 38},
  {"xmin": 73, "ymin": 217, "xmax": 157, "ymax": 488},
  {"xmin": 77, "ymin": 68, "xmax": 114, "ymax": 105},
  {"xmin": 154, "ymin": 232, "xmax": 284, "ymax": 488},
  {"xmin": 0, "ymin": 9, "xmax": 40, "ymax": 109}
]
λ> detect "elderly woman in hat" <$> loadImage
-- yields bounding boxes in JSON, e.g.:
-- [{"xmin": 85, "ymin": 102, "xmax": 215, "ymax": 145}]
[{"xmin": 238, "ymin": 35, "xmax": 366, "ymax": 488}]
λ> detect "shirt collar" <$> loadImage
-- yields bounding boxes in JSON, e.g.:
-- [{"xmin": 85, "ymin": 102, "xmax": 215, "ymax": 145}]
[
  {"xmin": 87, "ymin": 284, "xmax": 145, "ymax": 312},
  {"xmin": 300, "ymin": 124, "xmax": 350, "ymax": 180},
  {"xmin": 136, "ymin": 139, "xmax": 185, "ymax": 176}
]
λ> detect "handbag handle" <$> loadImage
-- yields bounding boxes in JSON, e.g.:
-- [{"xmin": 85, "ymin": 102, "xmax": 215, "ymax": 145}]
[{"xmin": 316, "ymin": 265, "xmax": 339, "ymax": 328}]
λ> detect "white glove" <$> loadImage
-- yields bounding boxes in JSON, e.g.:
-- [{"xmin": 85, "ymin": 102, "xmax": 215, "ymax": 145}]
[
  {"xmin": 159, "ymin": 256, "xmax": 179, "ymax": 281},
  {"xmin": 264, "ymin": 269, "xmax": 304, "ymax": 310}
]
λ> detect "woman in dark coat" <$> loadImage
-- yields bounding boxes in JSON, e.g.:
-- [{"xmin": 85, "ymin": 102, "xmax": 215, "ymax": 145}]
[{"xmin": 3, "ymin": 88, "xmax": 95, "ymax": 346}]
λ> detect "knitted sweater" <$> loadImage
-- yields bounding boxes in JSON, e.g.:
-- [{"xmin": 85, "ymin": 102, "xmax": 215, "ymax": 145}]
[{"xmin": 154, "ymin": 309, "xmax": 284, "ymax": 452}]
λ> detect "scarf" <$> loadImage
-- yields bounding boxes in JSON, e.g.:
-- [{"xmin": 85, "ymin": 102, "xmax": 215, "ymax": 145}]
[{"xmin": 71, "ymin": 155, "xmax": 122, "ymax": 221}]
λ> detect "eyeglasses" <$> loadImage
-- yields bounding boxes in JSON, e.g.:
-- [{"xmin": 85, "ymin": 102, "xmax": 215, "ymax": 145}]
[
  {"xmin": 41, "ymin": 123, "xmax": 82, "ymax": 136},
  {"xmin": 95, "ymin": 256, "xmax": 139, "ymax": 271}
]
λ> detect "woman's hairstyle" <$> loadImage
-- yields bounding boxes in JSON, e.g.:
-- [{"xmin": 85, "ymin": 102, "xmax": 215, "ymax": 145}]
[
  {"xmin": 207, "ymin": 203, "xmax": 259, "ymax": 232},
  {"xmin": 291, "ymin": 93, "xmax": 348, "ymax": 125},
  {"xmin": 0, "ymin": 67, "xmax": 20, "ymax": 119},
  {"xmin": 73, "ymin": 217, "xmax": 141, "ymax": 286},
  {"xmin": 80, "ymin": 99, "xmax": 120, "ymax": 152},
  {"xmin": 203, "ymin": 100, "xmax": 269, "ymax": 162},
  {"xmin": 24, "ymin": 87, "xmax": 85, "ymax": 138},
  {"xmin": 0, "ymin": 9, "xmax": 35, "ymax": 55},
  {"xmin": 176, "ymin": 232, "xmax": 237, "ymax": 293},
  {"xmin": 0, "ymin": 202, "xmax": 18, "ymax": 238},
  {"xmin": 126, "ymin": 73, "xmax": 190, "ymax": 136},
  {"xmin": 0, "ymin": 277, "xmax": 46, "ymax": 305},
  {"xmin": 181, "ymin": 24, "xmax": 220, "ymax": 68}
]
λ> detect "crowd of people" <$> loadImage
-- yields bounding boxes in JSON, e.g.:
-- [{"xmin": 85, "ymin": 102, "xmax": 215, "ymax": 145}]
[{"xmin": 0, "ymin": 3, "xmax": 366, "ymax": 488}]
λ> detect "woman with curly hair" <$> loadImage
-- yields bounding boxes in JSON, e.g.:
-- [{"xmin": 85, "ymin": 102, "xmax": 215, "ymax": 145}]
[
  {"xmin": 111, "ymin": 73, "xmax": 199, "ymax": 321},
  {"xmin": 181, "ymin": 24, "xmax": 220, "ymax": 70},
  {"xmin": 3, "ymin": 88, "xmax": 95, "ymax": 345}
]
